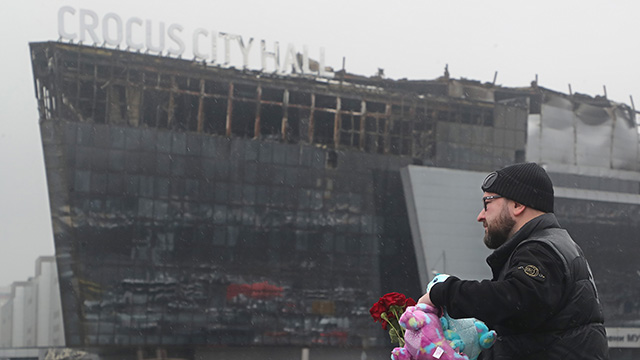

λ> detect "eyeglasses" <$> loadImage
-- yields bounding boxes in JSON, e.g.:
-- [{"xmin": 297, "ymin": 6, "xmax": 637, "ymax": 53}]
[{"xmin": 482, "ymin": 195, "xmax": 503, "ymax": 211}]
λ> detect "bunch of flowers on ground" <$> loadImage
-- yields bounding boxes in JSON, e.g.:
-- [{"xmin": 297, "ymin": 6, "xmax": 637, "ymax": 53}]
[{"xmin": 369, "ymin": 292, "xmax": 416, "ymax": 346}]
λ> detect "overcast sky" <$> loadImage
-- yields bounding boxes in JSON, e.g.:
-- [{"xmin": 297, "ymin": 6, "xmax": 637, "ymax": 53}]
[{"xmin": 0, "ymin": 0, "xmax": 638, "ymax": 287}]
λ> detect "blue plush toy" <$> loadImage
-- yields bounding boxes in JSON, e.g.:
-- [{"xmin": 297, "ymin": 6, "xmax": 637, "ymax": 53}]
[{"xmin": 427, "ymin": 274, "xmax": 497, "ymax": 360}]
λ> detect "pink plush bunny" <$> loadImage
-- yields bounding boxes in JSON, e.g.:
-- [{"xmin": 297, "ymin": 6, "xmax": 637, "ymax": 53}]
[{"xmin": 391, "ymin": 304, "xmax": 469, "ymax": 360}]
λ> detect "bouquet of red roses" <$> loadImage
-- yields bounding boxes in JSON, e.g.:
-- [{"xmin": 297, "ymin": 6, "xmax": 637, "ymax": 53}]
[{"xmin": 369, "ymin": 292, "xmax": 416, "ymax": 346}]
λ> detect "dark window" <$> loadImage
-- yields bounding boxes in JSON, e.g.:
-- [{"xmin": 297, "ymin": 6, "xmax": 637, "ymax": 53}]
[
  {"xmin": 313, "ymin": 111, "xmax": 334, "ymax": 145},
  {"xmin": 202, "ymin": 98, "xmax": 227, "ymax": 135},
  {"xmin": 366, "ymin": 101, "xmax": 386, "ymax": 113},
  {"xmin": 339, "ymin": 114, "xmax": 361, "ymax": 148},
  {"xmin": 260, "ymin": 104, "xmax": 283, "ymax": 139},
  {"xmin": 107, "ymin": 85, "xmax": 128, "ymax": 124},
  {"xmin": 287, "ymin": 108, "xmax": 308, "ymax": 143},
  {"xmin": 233, "ymin": 84, "xmax": 257, "ymax": 99},
  {"xmin": 262, "ymin": 88, "xmax": 284, "ymax": 102},
  {"xmin": 326, "ymin": 150, "xmax": 338, "ymax": 169},
  {"xmin": 176, "ymin": 76, "xmax": 200, "ymax": 92},
  {"xmin": 204, "ymin": 80, "xmax": 229, "ymax": 96},
  {"xmin": 289, "ymin": 91, "xmax": 311, "ymax": 105},
  {"xmin": 341, "ymin": 98, "xmax": 361, "ymax": 112},
  {"xmin": 231, "ymin": 100, "xmax": 256, "ymax": 138},
  {"xmin": 173, "ymin": 93, "xmax": 199, "ymax": 131},
  {"xmin": 315, "ymin": 95, "xmax": 336, "ymax": 109},
  {"xmin": 364, "ymin": 116, "xmax": 386, "ymax": 154},
  {"xmin": 142, "ymin": 90, "xmax": 170, "ymax": 128}
]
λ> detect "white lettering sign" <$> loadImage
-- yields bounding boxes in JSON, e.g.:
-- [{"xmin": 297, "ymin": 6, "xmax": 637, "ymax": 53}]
[
  {"xmin": 57, "ymin": 6, "xmax": 333, "ymax": 77},
  {"xmin": 606, "ymin": 327, "xmax": 640, "ymax": 348}
]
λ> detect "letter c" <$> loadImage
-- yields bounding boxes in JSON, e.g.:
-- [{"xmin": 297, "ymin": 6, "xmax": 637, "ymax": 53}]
[
  {"xmin": 58, "ymin": 6, "xmax": 77, "ymax": 40},
  {"xmin": 126, "ymin": 17, "xmax": 144, "ymax": 50},
  {"xmin": 192, "ymin": 28, "xmax": 209, "ymax": 59}
]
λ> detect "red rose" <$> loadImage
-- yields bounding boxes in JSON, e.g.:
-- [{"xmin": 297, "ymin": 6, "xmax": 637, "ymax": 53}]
[
  {"xmin": 380, "ymin": 292, "xmax": 406, "ymax": 308},
  {"xmin": 369, "ymin": 292, "xmax": 416, "ymax": 346},
  {"xmin": 370, "ymin": 292, "xmax": 417, "ymax": 330},
  {"xmin": 369, "ymin": 300, "xmax": 389, "ymax": 329},
  {"xmin": 369, "ymin": 301, "xmax": 385, "ymax": 321}
]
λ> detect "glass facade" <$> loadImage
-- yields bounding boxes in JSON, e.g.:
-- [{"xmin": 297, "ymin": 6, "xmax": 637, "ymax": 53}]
[
  {"xmin": 42, "ymin": 120, "xmax": 424, "ymax": 347},
  {"xmin": 555, "ymin": 198, "xmax": 640, "ymax": 327}
]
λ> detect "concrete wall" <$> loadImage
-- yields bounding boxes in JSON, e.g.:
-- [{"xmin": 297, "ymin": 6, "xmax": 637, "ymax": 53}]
[{"xmin": 401, "ymin": 165, "xmax": 492, "ymax": 290}]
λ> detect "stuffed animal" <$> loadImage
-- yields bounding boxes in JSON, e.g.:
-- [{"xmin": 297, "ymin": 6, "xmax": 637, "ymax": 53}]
[
  {"xmin": 391, "ymin": 303, "xmax": 469, "ymax": 360},
  {"xmin": 441, "ymin": 310, "xmax": 497, "ymax": 360},
  {"xmin": 427, "ymin": 273, "xmax": 451, "ymax": 292},
  {"xmin": 427, "ymin": 274, "xmax": 498, "ymax": 360}
]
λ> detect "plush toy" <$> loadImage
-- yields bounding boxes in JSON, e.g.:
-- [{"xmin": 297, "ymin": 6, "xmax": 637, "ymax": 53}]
[
  {"xmin": 391, "ymin": 303, "xmax": 469, "ymax": 360},
  {"xmin": 441, "ymin": 310, "xmax": 497, "ymax": 360},
  {"xmin": 427, "ymin": 274, "xmax": 498, "ymax": 360},
  {"xmin": 427, "ymin": 273, "xmax": 451, "ymax": 292}
]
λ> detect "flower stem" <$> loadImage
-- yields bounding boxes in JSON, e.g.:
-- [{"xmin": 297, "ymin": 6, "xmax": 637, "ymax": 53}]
[
  {"xmin": 393, "ymin": 325, "xmax": 405, "ymax": 347},
  {"xmin": 390, "ymin": 308, "xmax": 405, "ymax": 347},
  {"xmin": 382, "ymin": 311, "xmax": 405, "ymax": 347}
]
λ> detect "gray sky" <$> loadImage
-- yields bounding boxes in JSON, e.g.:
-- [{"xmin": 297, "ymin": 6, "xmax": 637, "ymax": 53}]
[{"xmin": 0, "ymin": 0, "xmax": 638, "ymax": 287}]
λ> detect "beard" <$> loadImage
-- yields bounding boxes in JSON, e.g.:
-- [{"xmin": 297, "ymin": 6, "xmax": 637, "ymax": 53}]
[{"xmin": 483, "ymin": 206, "xmax": 516, "ymax": 250}]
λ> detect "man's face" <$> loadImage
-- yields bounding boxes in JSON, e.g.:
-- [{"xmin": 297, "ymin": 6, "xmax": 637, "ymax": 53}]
[{"xmin": 477, "ymin": 192, "xmax": 516, "ymax": 249}]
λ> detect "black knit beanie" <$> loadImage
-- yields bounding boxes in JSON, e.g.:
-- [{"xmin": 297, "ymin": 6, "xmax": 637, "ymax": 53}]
[{"xmin": 481, "ymin": 162, "xmax": 554, "ymax": 213}]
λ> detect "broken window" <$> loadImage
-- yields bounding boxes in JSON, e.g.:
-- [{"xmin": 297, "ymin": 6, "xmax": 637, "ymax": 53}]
[
  {"xmin": 107, "ymin": 85, "xmax": 128, "ymax": 125},
  {"xmin": 287, "ymin": 91, "xmax": 312, "ymax": 143},
  {"xmin": 173, "ymin": 92, "xmax": 200, "ymax": 131},
  {"xmin": 315, "ymin": 95, "xmax": 336, "ymax": 109},
  {"xmin": 366, "ymin": 101, "xmax": 386, "ymax": 113},
  {"xmin": 290, "ymin": 91, "xmax": 311, "ymax": 106},
  {"xmin": 339, "ymin": 114, "xmax": 361, "ymax": 148},
  {"xmin": 176, "ymin": 76, "xmax": 201, "ymax": 93},
  {"xmin": 202, "ymin": 97, "xmax": 227, "ymax": 135},
  {"xmin": 233, "ymin": 84, "xmax": 257, "ymax": 99},
  {"xmin": 389, "ymin": 117, "xmax": 413, "ymax": 156},
  {"xmin": 413, "ymin": 106, "xmax": 435, "ymax": 159},
  {"xmin": 94, "ymin": 83, "xmax": 107, "ymax": 123},
  {"xmin": 257, "ymin": 87, "xmax": 285, "ymax": 140},
  {"xmin": 364, "ymin": 116, "xmax": 386, "ymax": 154},
  {"xmin": 231, "ymin": 99, "xmax": 256, "ymax": 138},
  {"xmin": 262, "ymin": 88, "xmax": 284, "ymax": 102},
  {"xmin": 313, "ymin": 111, "xmax": 334, "ymax": 145},
  {"xmin": 205, "ymin": 80, "xmax": 229, "ymax": 96},
  {"xmin": 260, "ymin": 104, "xmax": 283, "ymax": 140},
  {"xmin": 338, "ymin": 98, "xmax": 362, "ymax": 149},
  {"xmin": 341, "ymin": 98, "xmax": 360, "ymax": 112},
  {"xmin": 78, "ymin": 79, "xmax": 95, "ymax": 120},
  {"xmin": 142, "ymin": 89, "xmax": 170, "ymax": 128},
  {"xmin": 287, "ymin": 107, "xmax": 308, "ymax": 143},
  {"xmin": 389, "ymin": 104, "xmax": 413, "ymax": 155}
]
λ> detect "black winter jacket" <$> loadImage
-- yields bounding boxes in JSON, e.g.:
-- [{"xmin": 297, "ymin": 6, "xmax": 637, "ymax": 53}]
[{"xmin": 429, "ymin": 213, "xmax": 608, "ymax": 360}]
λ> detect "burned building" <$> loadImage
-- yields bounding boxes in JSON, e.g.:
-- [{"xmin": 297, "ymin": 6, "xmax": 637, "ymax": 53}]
[{"xmin": 30, "ymin": 41, "xmax": 640, "ymax": 359}]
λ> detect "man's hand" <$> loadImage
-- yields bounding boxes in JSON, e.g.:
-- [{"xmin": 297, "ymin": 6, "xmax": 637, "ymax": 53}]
[
  {"xmin": 419, "ymin": 273, "xmax": 449, "ymax": 307},
  {"xmin": 418, "ymin": 291, "xmax": 434, "ymax": 306}
]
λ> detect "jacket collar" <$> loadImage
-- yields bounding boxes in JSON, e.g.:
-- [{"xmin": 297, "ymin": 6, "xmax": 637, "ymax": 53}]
[{"xmin": 486, "ymin": 213, "xmax": 561, "ymax": 279}]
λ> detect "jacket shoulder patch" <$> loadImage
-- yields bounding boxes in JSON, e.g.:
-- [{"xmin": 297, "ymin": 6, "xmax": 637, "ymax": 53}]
[{"xmin": 519, "ymin": 265, "xmax": 546, "ymax": 280}]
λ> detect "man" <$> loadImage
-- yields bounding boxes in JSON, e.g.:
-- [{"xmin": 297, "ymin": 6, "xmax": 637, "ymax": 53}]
[{"xmin": 419, "ymin": 162, "xmax": 608, "ymax": 359}]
